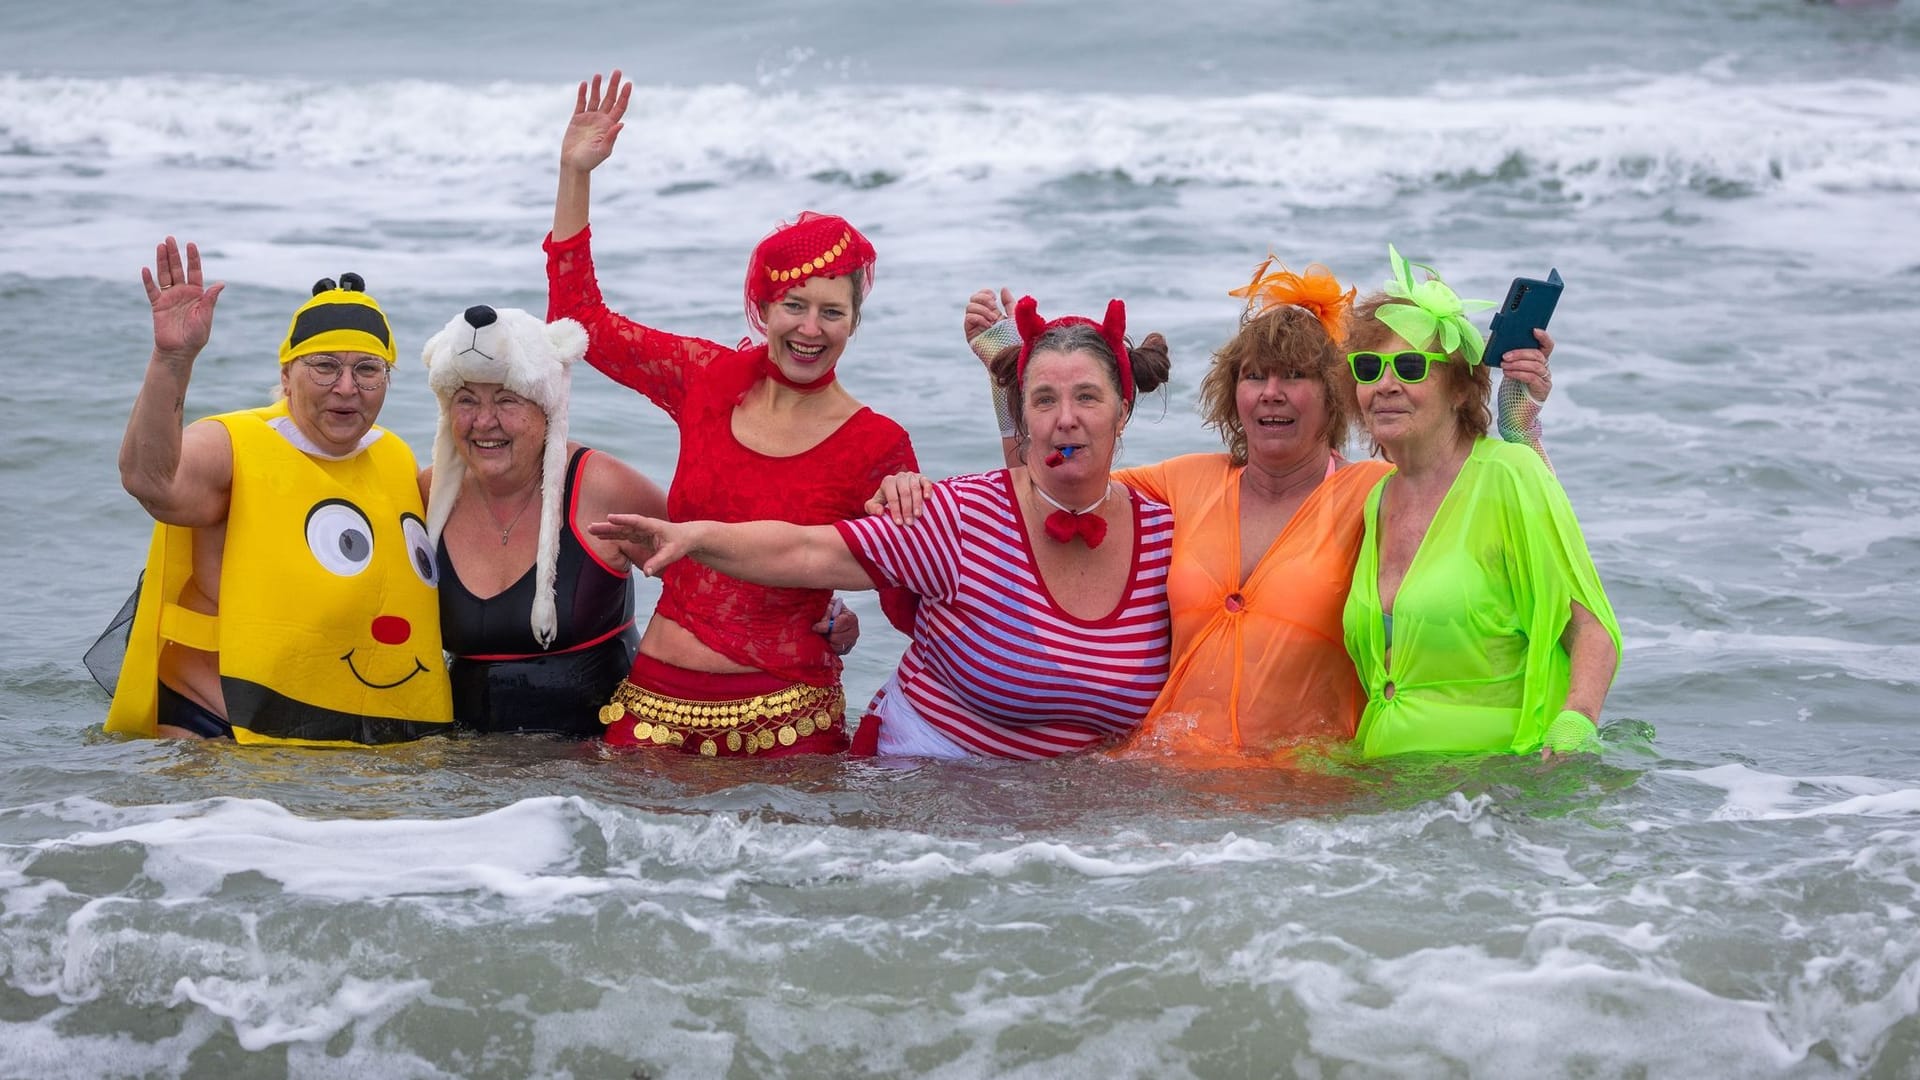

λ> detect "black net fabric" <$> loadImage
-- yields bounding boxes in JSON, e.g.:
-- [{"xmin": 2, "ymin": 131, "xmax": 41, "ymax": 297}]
[{"xmin": 84, "ymin": 577, "xmax": 141, "ymax": 695}]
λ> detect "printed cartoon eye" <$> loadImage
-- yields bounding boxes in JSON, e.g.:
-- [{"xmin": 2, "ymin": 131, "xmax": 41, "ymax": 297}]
[
  {"xmin": 305, "ymin": 499, "xmax": 375, "ymax": 577},
  {"xmin": 402, "ymin": 514, "xmax": 439, "ymax": 587}
]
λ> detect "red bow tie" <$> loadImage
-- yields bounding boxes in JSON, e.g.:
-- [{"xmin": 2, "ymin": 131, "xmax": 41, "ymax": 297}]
[{"xmin": 1044, "ymin": 509, "xmax": 1108, "ymax": 549}]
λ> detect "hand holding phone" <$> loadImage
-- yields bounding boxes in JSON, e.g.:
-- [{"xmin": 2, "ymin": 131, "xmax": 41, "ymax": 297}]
[{"xmin": 1484, "ymin": 268, "xmax": 1563, "ymax": 368}]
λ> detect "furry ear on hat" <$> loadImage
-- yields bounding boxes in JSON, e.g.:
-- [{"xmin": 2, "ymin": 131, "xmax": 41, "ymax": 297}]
[
  {"xmin": 420, "ymin": 306, "xmax": 586, "ymax": 649},
  {"xmin": 546, "ymin": 318, "xmax": 588, "ymax": 365}
]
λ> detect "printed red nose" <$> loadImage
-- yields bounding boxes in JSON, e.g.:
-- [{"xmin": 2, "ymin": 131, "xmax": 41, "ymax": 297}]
[{"xmin": 371, "ymin": 615, "xmax": 411, "ymax": 645}]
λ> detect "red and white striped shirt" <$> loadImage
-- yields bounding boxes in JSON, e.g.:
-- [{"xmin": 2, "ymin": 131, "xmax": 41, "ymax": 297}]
[{"xmin": 834, "ymin": 470, "xmax": 1174, "ymax": 758}]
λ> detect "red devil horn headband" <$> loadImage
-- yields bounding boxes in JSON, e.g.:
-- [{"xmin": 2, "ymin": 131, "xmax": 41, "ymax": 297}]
[{"xmin": 1014, "ymin": 295, "xmax": 1134, "ymax": 404}]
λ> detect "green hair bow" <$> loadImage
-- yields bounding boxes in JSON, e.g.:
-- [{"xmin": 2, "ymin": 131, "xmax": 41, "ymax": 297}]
[{"xmin": 1376, "ymin": 244, "xmax": 1494, "ymax": 366}]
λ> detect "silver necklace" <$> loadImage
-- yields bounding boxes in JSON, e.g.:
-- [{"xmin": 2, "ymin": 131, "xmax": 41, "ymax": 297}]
[{"xmin": 480, "ymin": 482, "xmax": 538, "ymax": 545}]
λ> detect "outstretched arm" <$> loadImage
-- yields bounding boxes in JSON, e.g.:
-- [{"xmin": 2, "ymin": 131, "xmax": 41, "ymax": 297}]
[
  {"xmin": 589, "ymin": 515, "xmax": 875, "ymax": 593},
  {"xmin": 118, "ymin": 236, "xmax": 233, "ymax": 528}
]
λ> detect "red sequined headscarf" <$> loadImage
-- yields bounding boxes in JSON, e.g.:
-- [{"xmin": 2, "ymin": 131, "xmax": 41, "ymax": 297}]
[{"xmin": 742, "ymin": 212, "xmax": 878, "ymax": 338}]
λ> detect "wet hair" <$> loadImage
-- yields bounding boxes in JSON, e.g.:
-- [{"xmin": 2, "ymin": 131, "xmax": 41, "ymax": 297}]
[
  {"xmin": 987, "ymin": 322, "xmax": 1172, "ymax": 434},
  {"xmin": 1344, "ymin": 292, "xmax": 1492, "ymax": 446},
  {"xmin": 1198, "ymin": 304, "xmax": 1351, "ymax": 464}
]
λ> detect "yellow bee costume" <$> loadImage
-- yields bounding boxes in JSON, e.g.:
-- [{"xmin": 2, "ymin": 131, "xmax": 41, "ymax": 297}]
[{"xmin": 105, "ymin": 276, "xmax": 453, "ymax": 745}]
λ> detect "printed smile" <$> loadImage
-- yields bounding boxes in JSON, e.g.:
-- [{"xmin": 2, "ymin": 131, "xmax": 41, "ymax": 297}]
[{"xmin": 341, "ymin": 651, "xmax": 430, "ymax": 690}]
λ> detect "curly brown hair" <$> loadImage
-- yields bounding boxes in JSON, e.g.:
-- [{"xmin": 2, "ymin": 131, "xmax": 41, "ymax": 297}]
[
  {"xmin": 1343, "ymin": 293, "xmax": 1491, "ymax": 445},
  {"xmin": 1197, "ymin": 305, "xmax": 1351, "ymax": 464}
]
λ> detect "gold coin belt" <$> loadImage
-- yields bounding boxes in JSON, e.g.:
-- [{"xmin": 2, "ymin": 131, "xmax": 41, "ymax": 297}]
[{"xmin": 599, "ymin": 679, "xmax": 844, "ymax": 757}]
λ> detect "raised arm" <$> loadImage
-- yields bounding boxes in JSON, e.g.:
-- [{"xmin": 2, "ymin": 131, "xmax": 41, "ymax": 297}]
[
  {"xmin": 589, "ymin": 515, "xmax": 874, "ymax": 593},
  {"xmin": 118, "ymin": 237, "xmax": 234, "ymax": 528},
  {"xmin": 546, "ymin": 71, "xmax": 732, "ymax": 416},
  {"xmin": 963, "ymin": 287, "xmax": 1025, "ymax": 470},
  {"xmin": 553, "ymin": 70, "xmax": 630, "ymax": 244},
  {"xmin": 1496, "ymin": 328, "xmax": 1555, "ymax": 473}
]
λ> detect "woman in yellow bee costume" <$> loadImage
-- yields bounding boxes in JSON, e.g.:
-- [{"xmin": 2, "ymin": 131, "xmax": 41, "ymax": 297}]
[{"xmin": 107, "ymin": 236, "xmax": 452, "ymax": 746}]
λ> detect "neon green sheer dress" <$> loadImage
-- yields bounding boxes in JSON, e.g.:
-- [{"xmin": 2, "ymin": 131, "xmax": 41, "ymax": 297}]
[{"xmin": 1342, "ymin": 438, "xmax": 1620, "ymax": 758}]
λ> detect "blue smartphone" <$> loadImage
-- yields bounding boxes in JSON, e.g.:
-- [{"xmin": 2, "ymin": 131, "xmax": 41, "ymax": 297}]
[{"xmin": 1483, "ymin": 268, "xmax": 1562, "ymax": 368}]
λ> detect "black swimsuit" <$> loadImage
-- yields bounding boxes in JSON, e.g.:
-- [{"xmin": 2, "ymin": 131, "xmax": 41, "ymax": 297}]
[
  {"xmin": 438, "ymin": 447, "xmax": 637, "ymax": 737},
  {"xmin": 157, "ymin": 682, "xmax": 235, "ymax": 739}
]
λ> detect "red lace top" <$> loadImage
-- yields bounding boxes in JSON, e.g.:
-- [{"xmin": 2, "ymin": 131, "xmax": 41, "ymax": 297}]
[{"xmin": 546, "ymin": 228, "xmax": 920, "ymax": 686}]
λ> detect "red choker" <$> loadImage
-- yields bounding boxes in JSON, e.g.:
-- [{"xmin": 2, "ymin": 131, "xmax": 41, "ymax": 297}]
[{"xmin": 760, "ymin": 351, "xmax": 837, "ymax": 393}]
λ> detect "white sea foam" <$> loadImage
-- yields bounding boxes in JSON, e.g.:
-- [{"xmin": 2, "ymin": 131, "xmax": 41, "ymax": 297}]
[
  {"xmin": 37, "ymin": 795, "xmax": 606, "ymax": 905},
  {"xmin": 3, "ymin": 71, "xmax": 1912, "ymax": 195},
  {"xmin": 1666, "ymin": 763, "xmax": 1920, "ymax": 821},
  {"xmin": 1626, "ymin": 621, "xmax": 1920, "ymax": 684},
  {"xmin": 2, "ymin": 69, "xmax": 1917, "ymax": 286}
]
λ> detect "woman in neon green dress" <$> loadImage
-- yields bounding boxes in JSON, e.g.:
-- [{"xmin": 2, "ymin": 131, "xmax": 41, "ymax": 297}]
[{"xmin": 1341, "ymin": 248, "xmax": 1619, "ymax": 759}]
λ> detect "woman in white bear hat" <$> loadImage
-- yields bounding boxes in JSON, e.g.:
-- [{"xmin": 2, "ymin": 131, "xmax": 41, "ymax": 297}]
[
  {"xmin": 422, "ymin": 304, "xmax": 862, "ymax": 737},
  {"xmin": 418, "ymin": 304, "xmax": 671, "ymax": 736}
]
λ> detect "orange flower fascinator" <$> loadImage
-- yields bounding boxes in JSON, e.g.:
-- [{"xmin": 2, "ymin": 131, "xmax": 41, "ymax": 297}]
[{"xmin": 1228, "ymin": 256, "xmax": 1354, "ymax": 342}]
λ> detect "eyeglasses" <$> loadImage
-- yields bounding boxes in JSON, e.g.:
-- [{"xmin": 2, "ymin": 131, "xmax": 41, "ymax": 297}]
[
  {"xmin": 1347, "ymin": 350, "xmax": 1450, "ymax": 385},
  {"xmin": 298, "ymin": 355, "xmax": 393, "ymax": 392}
]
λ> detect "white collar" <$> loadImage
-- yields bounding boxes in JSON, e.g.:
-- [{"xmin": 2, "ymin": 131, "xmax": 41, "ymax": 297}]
[{"xmin": 268, "ymin": 414, "xmax": 385, "ymax": 461}]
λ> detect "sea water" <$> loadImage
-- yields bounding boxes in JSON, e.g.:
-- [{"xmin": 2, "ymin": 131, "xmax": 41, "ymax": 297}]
[{"xmin": 3, "ymin": 0, "xmax": 1919, "ymax": 1075}]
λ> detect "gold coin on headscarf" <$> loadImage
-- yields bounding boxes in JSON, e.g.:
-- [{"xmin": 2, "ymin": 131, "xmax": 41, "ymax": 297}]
[
  {"xmin": 778, "ymin": 725, "xmax": 798, "ymax": 747},
  {"xmin": 599, "ymin": 703, "xmax": 624, "ymax": 726},
  {"xmin": 700, "ymin": 738, "xmax": 717, "ymax": 757},
  {"xmin": 669, "ymin": 730, "xmax": 686, "ymax": 747},
  {"xmin": 795, "ymin": 716, "xmax": 815, "ymax": 738},
  {"xmin": 651, "ymin": 724, "xmax": 671, "ymax": 745},
  {"xmin": 632, "ymin": 721, "xmax": 653, "ymax": 742},
  {"xmin": 815, "ymin": 709, "xmax": 834, "ymax": 730},
  {"xmin": 758, "ymin": 730, "xmax": 777, "ymax": 751},
  {"xmin": 726, "ymin": 731, "xmax": 743, "ymax": 753}
]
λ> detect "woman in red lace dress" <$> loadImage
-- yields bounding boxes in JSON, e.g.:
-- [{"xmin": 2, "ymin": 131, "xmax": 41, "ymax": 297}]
[{"xmin": 545, "ymin": 71, "xmax": 918, "ymax": 757}]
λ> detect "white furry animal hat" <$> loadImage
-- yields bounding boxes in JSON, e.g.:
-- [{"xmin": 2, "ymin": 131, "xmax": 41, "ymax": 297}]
[{"xmin": 420, "ymin": 305, "xmax": 588, "ymax": 649}]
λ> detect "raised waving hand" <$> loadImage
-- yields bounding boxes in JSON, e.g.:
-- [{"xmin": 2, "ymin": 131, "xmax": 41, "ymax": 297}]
[
  {"xmin": 561, "ymin": 70, "xmax": 633, "ymax": 174},
  {"xmin": 141, "ymin": 236, "xmax": 224, "ymax": 363}
]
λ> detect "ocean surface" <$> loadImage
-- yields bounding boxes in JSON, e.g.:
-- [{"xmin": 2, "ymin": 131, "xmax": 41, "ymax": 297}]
[{"xmin": 4, "ymin": 0, "xmax": 1919, "ymax": 1075}]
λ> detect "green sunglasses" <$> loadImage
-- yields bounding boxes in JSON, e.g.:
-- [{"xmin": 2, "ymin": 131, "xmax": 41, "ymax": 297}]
[{"xmin": 1347, "ymin": 349, "xmax": 1450, "ymax": 385}]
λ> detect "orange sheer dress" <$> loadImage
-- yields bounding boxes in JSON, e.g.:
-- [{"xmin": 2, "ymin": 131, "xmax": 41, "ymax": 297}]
[{"xmin": 1112, "ymin": 453, "xmax": 1390, "ymax": 762}]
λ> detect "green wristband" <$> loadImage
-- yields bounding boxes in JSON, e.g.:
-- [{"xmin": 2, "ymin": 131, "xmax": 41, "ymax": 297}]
[{"xmin": 1543, "ymin": 709, "xmax": 1600, "ymax": 753}]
